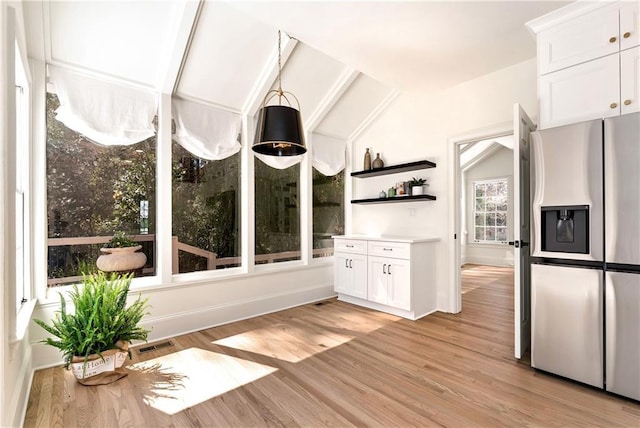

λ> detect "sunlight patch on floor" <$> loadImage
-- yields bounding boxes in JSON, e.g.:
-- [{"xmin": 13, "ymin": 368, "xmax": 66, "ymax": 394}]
[
  {"xmin": 212, "ymin": 323, "xmax": 353, "ymax": 363},
  {"xmin": 129, "ymin": 347, "xmax": 277, "ymax": 415}
]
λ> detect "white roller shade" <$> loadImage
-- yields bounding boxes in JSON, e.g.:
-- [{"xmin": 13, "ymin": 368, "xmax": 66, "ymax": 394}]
[
  {"xmin": 172, "ymin": 98, "xmax": 241, "ymax": 160},
  {"xmin": 48, "ymin": 65, "xmax": 157, "ymax": 146},
  {"xmin": 312, "ymin": 133, "xmax": 346, "ymax": 176}
]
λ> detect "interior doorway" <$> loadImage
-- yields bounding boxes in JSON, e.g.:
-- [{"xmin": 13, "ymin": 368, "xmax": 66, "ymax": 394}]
[{"xmin": 449, "ymin": 125, "xmax": 514, "ymax": 313}]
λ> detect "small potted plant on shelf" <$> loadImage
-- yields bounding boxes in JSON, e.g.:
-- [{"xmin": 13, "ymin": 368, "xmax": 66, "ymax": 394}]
[
  {"xmin": 34, "ymin": 272, "xmax": 151, "ymax": 385},
  {"xmin": 409, "ymin": 177, "xmax": 428, "ymax": 196},
  {"xmin": 96, "ymin": 231, "xmax": 147, "ymax": 273}
]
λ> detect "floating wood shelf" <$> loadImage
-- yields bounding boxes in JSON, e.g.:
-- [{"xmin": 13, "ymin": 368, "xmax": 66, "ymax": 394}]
[
  {"xmin": 351, "ymin": 194, "xmax": 436, "ymax": 204},
  {"xmin": 351, "ymin": 160, "xmax": 436, "ymax": 178}
]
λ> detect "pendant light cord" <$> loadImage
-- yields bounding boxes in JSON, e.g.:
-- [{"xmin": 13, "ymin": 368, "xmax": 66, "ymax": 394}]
[{"xmin": 277, "ymin": 30, "xmax": 283, "ymax": 102}]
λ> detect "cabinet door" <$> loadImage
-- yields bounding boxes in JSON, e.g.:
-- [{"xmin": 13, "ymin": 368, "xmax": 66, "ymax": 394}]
[
  {"xmin": 621, "ymin": 46, "xmax": 640, "ymax": 115},
  {"xmin": 368, "ymin": 256, "xmax": 389, "ymax": 305},
  {"xmin": 620, "ymin": 2, "xmax": 640, "ymax": 51},
  {"xmin": 350, "ymin": 254, "xmax": 368, "ymax": 299},
  {"xmin": 539, "ymin": 54, "xmax": 620, "ymax": 129},
  {"xmin": 387, "ymin": 259, "xmax": 411, "ymax": 311},
  {"xmin": 537, "ymin": 3, "xmax": 619, "ymax": 75},
  {"xmin": 334, "ymin": 252, "xmax": 352, "ymax": 294}
]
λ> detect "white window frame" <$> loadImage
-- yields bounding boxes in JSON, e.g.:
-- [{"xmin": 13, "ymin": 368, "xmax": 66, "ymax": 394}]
[{"xmin": 472, "ymin": 178, "xmax": 509, "ymax": 244}]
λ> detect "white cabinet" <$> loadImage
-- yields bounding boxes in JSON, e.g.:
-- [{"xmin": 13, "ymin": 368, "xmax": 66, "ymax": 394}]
[
  {"xmin": 537, "ymin": 2, "xmax": 620, "ymax": 75},
  {"xmin": 538, "ymin": 54, "xmax": 621, "ymax": 128},
  {"xmin": 332, "ymin": 236, "xmax": 438, "ymax": 320},
  {"xmin": 528, "ymin": 1, "xmax": 640, "ymax": 128},
  {"xmin": 620, "ymin": 2, "xmax": 640, "ymax": 51},
  {"xmin": 621, "ymin": 46, "xmax": 640, "ymax": 115},
  {"xmin": 334, "ymin": 252, "xmax": 367, "ymax": 299},
  {"xmin": 368, "ymin": 256, "xmax": 411, "ymax": 311}
]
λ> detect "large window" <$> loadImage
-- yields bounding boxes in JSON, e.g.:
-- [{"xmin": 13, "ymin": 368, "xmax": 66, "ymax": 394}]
[
  {"xmin": 172, "ymin": 142, "xmax": 241, "ymax": 273},
  {"xmin": 254, "ymin": 159, "xmax": 300, "ymax": 264},
  {"xmin": 473, "ymin": 178, "xmax": 508, "ymax": 243},
  {"xmin": 312, "ymin": 168, "xmax": 344, "ymax": 257},
  {"xmin": 46, "ymin": 93, "xmax": 156, "ymax": 285}
]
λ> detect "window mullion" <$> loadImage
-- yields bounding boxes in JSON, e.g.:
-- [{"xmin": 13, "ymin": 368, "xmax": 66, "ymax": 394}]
[{"xmin": 156, "ymin": 92, "xmax": 173, "ymax": 283}]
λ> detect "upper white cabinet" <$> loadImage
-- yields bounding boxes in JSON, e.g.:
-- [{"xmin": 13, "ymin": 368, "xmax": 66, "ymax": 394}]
[
  {"xmin": 621, "ymin": 46, "xmax": 640, "ymax": 115},
  {"xmin": 538, "ymin": 53, "xmax": 621, "ymax": 128},
  {"xmin": 537, "ymin": 2, "xmax": 620, "ymax": 75},
  {"xmin": 528, "ymin": 1, "xmax": 640, "ymax": 128},
  {"xmin": 620, "ymin": 2, "xmax": 640, "ymax": 51}
]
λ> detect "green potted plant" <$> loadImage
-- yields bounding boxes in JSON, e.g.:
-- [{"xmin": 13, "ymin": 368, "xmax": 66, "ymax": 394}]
[
  {"xmin": 96, "ymin": 231, "xmax": 147, "ymax": 272},
  {"xmin": 409, "ymin": 177, "xmax": 428, "ymax": 195},
  {"xmin": 34, "ymin": 272, "xmax": 150, "ymax": 385}
]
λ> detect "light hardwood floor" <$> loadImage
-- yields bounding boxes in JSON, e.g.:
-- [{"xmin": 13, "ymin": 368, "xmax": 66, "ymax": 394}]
[{"xmin": 25, "ymin": 265, "xmax": 640, "ymax": 427}]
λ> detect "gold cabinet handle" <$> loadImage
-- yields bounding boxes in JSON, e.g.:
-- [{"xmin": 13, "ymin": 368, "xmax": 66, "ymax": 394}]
[
  {"xmin": 609, "ymin": 36, "xmax": 617, "ymax": 43},
  {"xmin": 623, "ymin": 32, "xmax": 631, "ymax": 39},
  {"xmin": 624, "ymin": 99, "xmax": 632, "ymax": 106},
  {"xmin": 610, "ymin": 102, "xmax": 618, "ymax": 109}
]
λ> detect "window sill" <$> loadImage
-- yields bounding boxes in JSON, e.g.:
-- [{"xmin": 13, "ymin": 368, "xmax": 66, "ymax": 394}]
[
  {"xmin": 10, "ymin": 298, "xmax": 37, "ymax": 346},
  {"xmin": 467, "ymin": 241, "xmax": 511, "ymax": 248},
  {"xmin": 44, "ymin": 257, "xmax": 336, "ymax": 298}
]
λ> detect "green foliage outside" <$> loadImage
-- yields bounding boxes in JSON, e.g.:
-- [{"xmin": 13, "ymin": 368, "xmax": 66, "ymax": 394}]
[
  {"xmin": 46, "ymin": 92, "xmax": 344, "ymax": 278},
  {"xmin": 34, "ymin": 272, "xmax": 150, "ymax": 371}
]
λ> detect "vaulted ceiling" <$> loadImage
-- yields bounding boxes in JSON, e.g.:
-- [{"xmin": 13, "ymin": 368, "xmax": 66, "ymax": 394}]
[{"xmin": 22, "ymin": 0, "xmax": 570, "ymax": 141}]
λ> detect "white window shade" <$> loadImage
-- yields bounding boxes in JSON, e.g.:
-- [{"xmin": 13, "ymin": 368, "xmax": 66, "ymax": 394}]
[
  {"xmin": 312, "ymin": 133, "xmax": 346, "ymax": 176},
  {"xmin": 172, "ymin": 98, "xmax": 241, "ymax": 160},
  {"xmin": 254, "ymin": 152, "xmax": 303, "ymax": 170},
  {"xmin": 48, "ymin": 65, "xmax": 157, "ymax": 146}
]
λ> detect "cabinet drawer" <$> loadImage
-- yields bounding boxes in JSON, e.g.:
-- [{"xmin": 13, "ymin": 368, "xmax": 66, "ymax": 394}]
[
  {"xmin": 367, "ymin": 241, "xmax": 410, "ymax": 259},
  {"xmin": 334, "ymin": 239, "xmax": 367, "ymax": 255}
]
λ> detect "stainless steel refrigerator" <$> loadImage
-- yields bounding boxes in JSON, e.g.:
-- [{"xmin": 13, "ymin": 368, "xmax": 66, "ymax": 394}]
[{"xmin": 530, "ymin": 112, "xmax": 640, "ymax": 401}]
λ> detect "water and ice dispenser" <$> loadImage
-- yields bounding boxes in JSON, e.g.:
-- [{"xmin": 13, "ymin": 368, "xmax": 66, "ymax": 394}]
[{"xmin": 540, "ymin": 205, "xmax": 589, "ymax": 254}]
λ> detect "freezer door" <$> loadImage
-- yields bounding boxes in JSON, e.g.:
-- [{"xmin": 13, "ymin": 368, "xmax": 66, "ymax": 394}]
[
  {"xmin": 605, "ymin": 271, "xmax": 640, "ymax": 401},
  {"xmin": 531, "ymin": 264, "xmax": 603, "ymax": 388},
  {"xmin": 604, "ymin": 112, "xmax": 640, "ymax": 265},
  {"xmin": 530, "ymin": 119, "xmax": 603, "ymax": 261}
]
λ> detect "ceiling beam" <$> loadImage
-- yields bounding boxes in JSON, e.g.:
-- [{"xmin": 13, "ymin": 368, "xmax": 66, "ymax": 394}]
[
  {"xmin": 348, "ymin": 88, "xmax": 399, "ymax": 143},
  {"xmin": 158, "ymin": 0, "xmax": 201, "ymax": 94},
  {"xmin": 305, "ymin": 67, "xmax": 359, "ymax": 133}
]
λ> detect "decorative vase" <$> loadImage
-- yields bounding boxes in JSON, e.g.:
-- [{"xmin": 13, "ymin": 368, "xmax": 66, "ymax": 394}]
[
  {"xmin": 412, "ymin": 185, "xmax": 424, "ymax": 196},
  {"xmin": 372, "ymin": 153, "xmax": 384, "ymax": 169},
  {"xmin": 70, "ymin": 340, "xmax": 130, "ymax": 385},
  {"xmin": 364, "ymin": 148, "xmax": 372, "ymax": 170},
  {"xmin": 379, "ymin": 190, "xmax": 387, "ymax": 198},
  {"xmin": 97, "ymin": 245, "xmax": 146, "ymax": 272}
]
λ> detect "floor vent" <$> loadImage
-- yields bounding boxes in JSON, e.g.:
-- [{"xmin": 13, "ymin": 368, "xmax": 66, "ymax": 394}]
[{"xmin": 138, "ymin": 340, "xmax": 173, "ymax": 354}]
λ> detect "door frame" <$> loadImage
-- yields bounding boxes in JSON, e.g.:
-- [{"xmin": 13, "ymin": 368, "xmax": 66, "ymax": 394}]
[{"xmin": 448, "ymin": 122, "xmax": 513, "ymax": 313}]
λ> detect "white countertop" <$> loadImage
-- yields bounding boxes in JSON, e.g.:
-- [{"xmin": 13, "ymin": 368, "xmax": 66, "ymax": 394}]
[{"xmin": 332, "ymin": 235, "xmax": 440, "ymax": 243}]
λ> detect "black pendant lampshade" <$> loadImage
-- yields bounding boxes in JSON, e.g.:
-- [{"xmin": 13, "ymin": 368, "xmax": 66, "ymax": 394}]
[
  {"xmin": 253, "ymin": 105, "xmax": 306, "ymax": 156},
  {"xmin": 252, "ymin": 30, "xmax": 307, "ymax": 157}
]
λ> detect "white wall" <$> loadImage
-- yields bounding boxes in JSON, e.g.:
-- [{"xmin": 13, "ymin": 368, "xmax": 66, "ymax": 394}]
[
  {"xmin": 350, "ymin": 58, "xmax": 537, "ymax": 312},
  {"xmin": 2, "ymin": 2, "xmax": 35, "ymax": 427},
  {"xmin": 463, "ymin": 145, "xmax": 514, "ymax": 267}
]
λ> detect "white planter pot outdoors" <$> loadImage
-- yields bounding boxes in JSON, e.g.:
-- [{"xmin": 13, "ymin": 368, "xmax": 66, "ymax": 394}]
[
  {"xmin": 411, "ymin": 185, "xmax": 424, "ymax": 196},
  {"xmin": 96, "ymin": 245, "xmax": 146, "ymax": 272}
]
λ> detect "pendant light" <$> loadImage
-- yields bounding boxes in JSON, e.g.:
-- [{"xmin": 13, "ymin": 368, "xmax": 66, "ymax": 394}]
[{"xmin": 252, "ymin": 30, "xmax": 306, "ymax": 156}]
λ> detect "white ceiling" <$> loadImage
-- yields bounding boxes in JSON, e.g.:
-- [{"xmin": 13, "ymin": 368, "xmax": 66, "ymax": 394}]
[
  {"xmin": 22, "ymin": 0, "xmax": 571, "ymax": 141},
  {"xmin": 231, "ymin": 1, "xmax": 571, "ymax": 92}
]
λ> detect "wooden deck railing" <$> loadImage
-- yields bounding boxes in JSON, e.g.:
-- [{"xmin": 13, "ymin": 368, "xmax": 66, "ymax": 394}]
[{"xmin": 47, "ymin": 235, "xmax": 333, "ymax": 286}]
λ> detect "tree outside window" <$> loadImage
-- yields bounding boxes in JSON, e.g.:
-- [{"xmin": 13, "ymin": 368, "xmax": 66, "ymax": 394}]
[
  {"xmin": 473, "ymin": 178, "xmax": 508, "ymax": 243},
  {"xmin": 312, "ymin": 168, "xmax": 344, "ymax": 257},
  {"xmin": 172, "ymin": 143, "xmax": 241, "ymax": 273},
  {"xmin": 46, "ymin": 93, "xmax": 156, "ymax": 284},
  {"xmin": 254, "ymin": 160, "xmax": 300, "ymax": 264}
]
